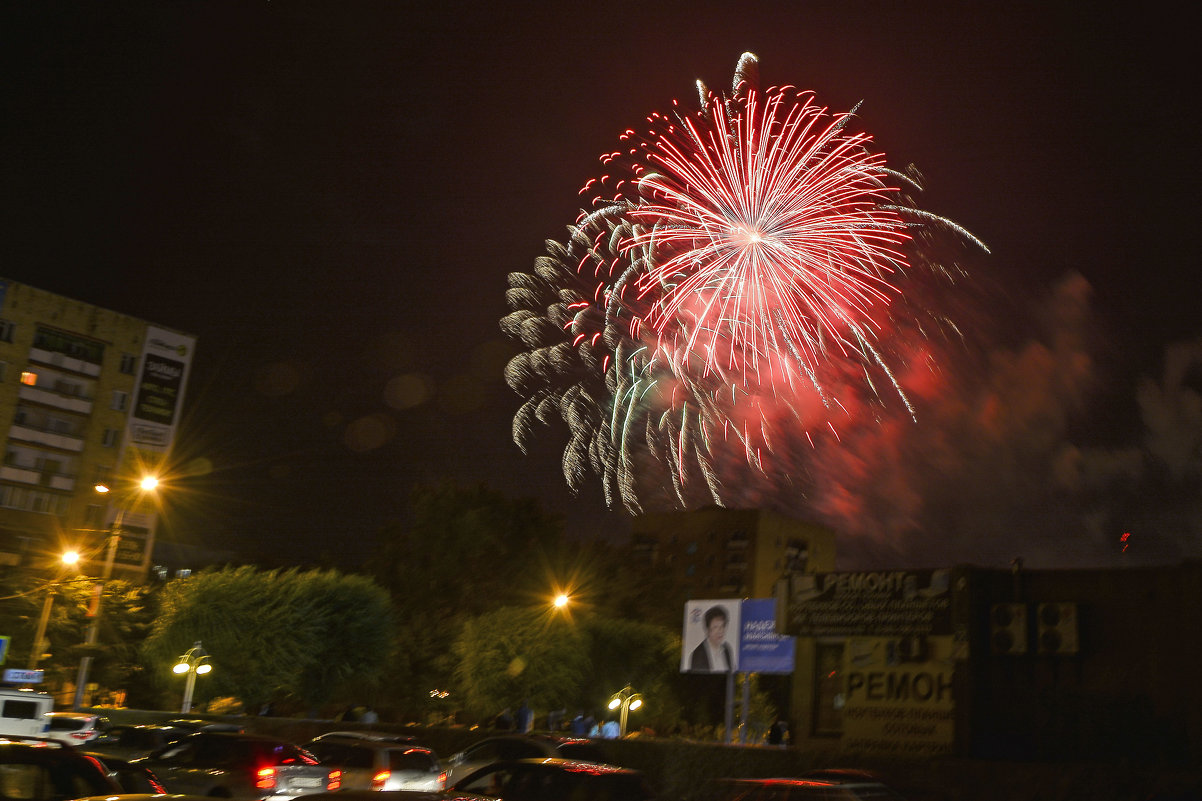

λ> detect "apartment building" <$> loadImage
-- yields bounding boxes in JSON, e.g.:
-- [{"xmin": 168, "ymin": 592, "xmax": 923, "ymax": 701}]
[
  {"xmin": 630, "ymin": 505, "xmax": 837, "ymax": 602},
  {"xmin": 0, "ymin": 278, "xmax": 195, "ymax": 580}
]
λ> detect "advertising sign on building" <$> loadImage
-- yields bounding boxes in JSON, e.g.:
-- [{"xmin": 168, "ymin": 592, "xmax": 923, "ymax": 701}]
[
  {"xmin": 682, "ymin": 599, "xmax": 795, "ymax": 674},
  {"xmin": 779, "ymin": 569, "xmax": 953, "ymax": 637},
  {"xmin": 777, "ymin": 569, "xmax": 957, "ymax": 755},
  {"xmin": 113, "ymin": 522, "xmax": 150, "ymax": 568},
  {"xmin": 130, "ymin": 326, "xmax": 196, "ymax": 451},
  {"xmin": 840, "ymin": 635, "xmax": 956, "ymax": 756}
]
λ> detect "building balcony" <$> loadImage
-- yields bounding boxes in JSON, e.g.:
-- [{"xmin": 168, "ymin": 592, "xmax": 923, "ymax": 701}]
[
  {"xmin": 7, "ymin": 424, "xmax": 86, "ymax": 452},
  {"xmin": 0, "ymin": 465, "xmax": 75, "ymax": 491},
  {"xmin": 0, "ymin": 465, "xmax": 41, "ymax": 485},
  {"xmin": 17, "ymin": 384, "xmax": 93, "ymax": 415},
  {"xmin": 28, "ymin": 346, "xmax": 102, "ymax": 377},
  {"xmin": 46, "ymin": 473, "xmax": 75, "ymax": 491}
]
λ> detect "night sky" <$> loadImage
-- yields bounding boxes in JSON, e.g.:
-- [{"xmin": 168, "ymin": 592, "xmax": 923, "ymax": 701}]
[{"xmin": 3, "ymin": 3, "xmax": 1197, "ymax": 570}]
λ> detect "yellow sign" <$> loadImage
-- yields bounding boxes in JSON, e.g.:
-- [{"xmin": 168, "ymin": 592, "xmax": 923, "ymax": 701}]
[{"xmin": 840, "ymin": 635, "xmax": 955, "ymax": 756}]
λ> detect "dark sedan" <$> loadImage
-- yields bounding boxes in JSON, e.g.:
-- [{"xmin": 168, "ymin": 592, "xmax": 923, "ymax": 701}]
[
  {"xmin": 133, "ymin": 731, "xmax": 340, "ymax": 799},
  {"xmin": 451, "ymin": 758, "xmax": 653, "ymax": 801}
]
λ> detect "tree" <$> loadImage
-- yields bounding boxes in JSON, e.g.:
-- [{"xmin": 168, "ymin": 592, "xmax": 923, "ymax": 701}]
[
  {"xmin": 142, "ymin": 566, "xmax": 393, "ymax": 713},
  {"xmin": 368, "ymin": 483, "xmax": 566, "ymax": 718},
  {"xmin": 375, "ymin": 483, "xmax": 564, "ymax": 613},
  {"xmin": 579, "ymin": 616, "xmax": 684, "ymax": 733},
  {"xmin": 452, "ymin": 605, "xmax": 589, "ymax": 720},
  {"xmin": 0, "ymin": 573, "xmax": 156, "ymax": 703}
]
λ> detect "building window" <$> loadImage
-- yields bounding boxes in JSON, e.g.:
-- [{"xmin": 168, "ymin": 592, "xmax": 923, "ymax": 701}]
[
  {"xmin": 101, "ymin": 429, "xmax": 119, "ymax": 448},
  {"xmin": 785, "ymin": 538, "xmax": 809, "ymax": 573},
  {"xmin": 33, "ymin": 326, "xmax": 104, "ymax": 364},
  {"xmin": 119, "ymin": 353, "xmax": 138, "ymax": 374},
  {"xmin": 111, "ymin": 391, "xmax": 128, "ymax": 411},
  {"xmin": 20, "ymin": 371, "xmax": 37, "ymax": 386},
  {"xmin": 0, "ymin": 361, "xmax": 7, "ymax": 382},
  {"xmin": 0, "ymin": 320, "xmax": 14, "ymax": 342},
  {"xmin": 84, "ymin": 504, "xmax": 105, "ymax": 527}
]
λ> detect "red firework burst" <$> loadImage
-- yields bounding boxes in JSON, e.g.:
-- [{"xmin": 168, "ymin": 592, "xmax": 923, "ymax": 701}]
[{"xmin": 596, "ymin": 85, "xmax": 912, "ymax": 392}]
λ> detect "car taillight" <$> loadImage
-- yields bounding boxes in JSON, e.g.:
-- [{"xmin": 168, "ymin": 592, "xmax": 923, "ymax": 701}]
[
  {"xmin": 70, "ymin": 731, "xmax": 91, "ymax": 740},
  {"xmin": 438, "ymin": 771, "xmax": 448, "ymax": 789},
  {"xmin": 255, "ymin": 767, "xmax": 277, "ymax": 790},
  {"xmin": 371, "ymin": 770, "xmax": 390, "ymax": 790},
  {"xmin": 327, "ymin": 770, "xmax": 341, "ymax": 791}
]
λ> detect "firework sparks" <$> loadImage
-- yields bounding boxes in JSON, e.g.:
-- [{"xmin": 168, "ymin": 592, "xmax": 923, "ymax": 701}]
[{"xmin": 503, "ymin": 53, "xmax": 986, "ymax": 514}]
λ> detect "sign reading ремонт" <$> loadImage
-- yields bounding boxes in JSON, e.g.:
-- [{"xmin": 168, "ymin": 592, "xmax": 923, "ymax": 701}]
[{"xmin": 780, "ymin": 570, "xmax": 952, "ymax": 637}]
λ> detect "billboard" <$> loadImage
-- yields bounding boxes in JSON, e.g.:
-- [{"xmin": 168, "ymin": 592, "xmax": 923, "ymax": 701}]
[
  {"xmin": 738, "ymin": 598, "xmax": 795, "ymax": 674},
  {"xmin": 130, "ymin": 326, "xmax": 196, "ymax": 451},
  {"xmin": 682, "ymin": 599, "xmax": 795, "ymax": 674},
  {"xmin": 779, "ymin": 569, "xmax": 953, "ymax": 637},
  {"xmin": 840, "ymin": 634, "xmax": 956, "ymax": 756}
]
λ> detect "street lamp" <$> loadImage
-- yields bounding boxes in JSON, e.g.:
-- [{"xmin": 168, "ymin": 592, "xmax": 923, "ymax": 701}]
[
  {"xmin": 173, "ymin": 641, "xmax": 212, "ymax": 713},
  {"xmin": 606, "ymin": 684, "xmax": 644, "ymax": 737},
  {"xmin": 28, "ymin": 550, "xmax": 80, "ymax": 670},
  {"xmin": 73, "ymin": 475, "xmax": 159, "ymax": 709}
]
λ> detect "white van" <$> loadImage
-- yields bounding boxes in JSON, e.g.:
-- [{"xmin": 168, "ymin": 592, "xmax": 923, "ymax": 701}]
[{"xmin": 0, "ymin": 687, "xmax": 53, "ymax": 737}]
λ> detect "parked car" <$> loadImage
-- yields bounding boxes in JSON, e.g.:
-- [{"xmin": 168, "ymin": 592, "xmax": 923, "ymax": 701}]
[
  {"xmin": 0, "ymin": 734, "xmax": 121, "ymax": 798},
  {"xmin": 88, "ymin": 723, "xmax": 190, "ymax": 760},
  {"xmin": 133, "ymin": 730, "xmax": 340, "ymax": 799},
  {"xmin": 42, "ymin": 711, "xmax": 111, "ymax": 745},
  {"xmin": 442, "ymin": 735, "xmax": 607, "ymax": 786},
  {"xmin": 310, "ymin": 730, "xmax": 416, "ymax": 745},
  {"xmin": 301, "ymin": 792, "xmax": 495, "ymax": 801},
  {"xmin": 0, "ymin": 688, "xmax": 53, "ymax": 738},
  {"xmin": 703, "ymin": 775, "xmax": 907, "ymax": 801},
  {"xmin": 451, "ymin": 758, "xmax": 653, "ymax": 801},
  {"xmin": 304, "ymin": 732, "xmax": 444, "ymax": 791},
  {"xmin": 84, "ymin": 750, "xmax": 169, "ymax": 793},
  {"xmin": 166, "ymin": 717, "xmax": 246, "ymax": 733}
]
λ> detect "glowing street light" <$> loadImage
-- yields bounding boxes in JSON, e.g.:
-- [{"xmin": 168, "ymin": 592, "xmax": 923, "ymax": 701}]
[
  {"xmin": 607, "ymin": 684, "xmax": 644, "ymax": 737},
  {"xmin": 553, "ymin": 593, "xmax": 570, "ymax": 609},
  {"xmin": 173, "ymin": 641, "xmax": 212, "ymax": 713},
  {"xmin": 28, "ymin": 550, "xmax": 82, "ymax": 670},
  {"xmin": 73, "ymin": 475, "xmax": 159, "ymax": 709}
]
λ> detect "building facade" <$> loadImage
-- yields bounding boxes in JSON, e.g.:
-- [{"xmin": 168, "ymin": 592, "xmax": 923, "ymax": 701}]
[
  {"xmin": 630, "ymin": 506, "xmax": 837, "ymax": 602},
  {"xmin": 0, "ymin": 278, "xmax": 196, "ymax": 581},
  {"xmin": 777, "ymin": 561, "xmax": 1202, "ymax": 765}
]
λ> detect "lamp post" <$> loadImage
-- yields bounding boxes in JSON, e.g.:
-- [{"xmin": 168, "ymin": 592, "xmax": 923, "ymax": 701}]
[
  {"xmin": 606, "ymin": 684, "xmax": 643, "ymax": 737},
  {"xmin": 173, "ymin": 641, "xmax": 212, "ymax": 713},
  {"xmin": 28, "ymin": 550, "xmax": 80, "ymax": 670},
  {"xmin": 72, "ymin": 476, "xmax": 158, "ymax": 709}
]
